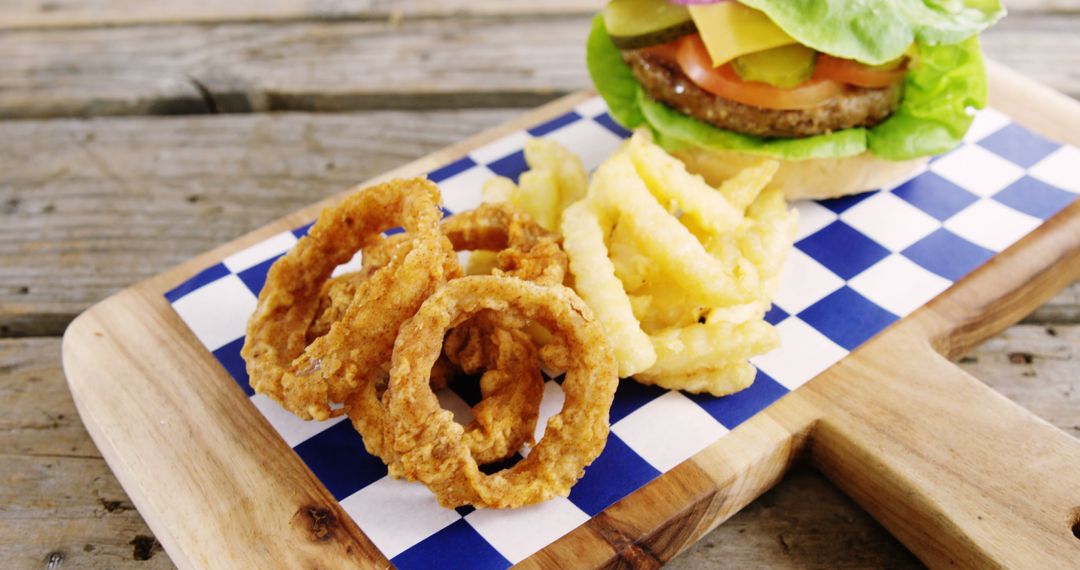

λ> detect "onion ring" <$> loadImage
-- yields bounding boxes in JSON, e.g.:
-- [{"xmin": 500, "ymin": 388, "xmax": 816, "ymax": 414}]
[
  {"xmin": 342, "ymin": 203, "xmax": 566, "ymax": 463},
  {"xmin": 360, "ymin": 202, "xmax": 568, "ymax": 286},
  {"xmin": 442, "ymin": 311, "xmax": 545, "ymax": 465},
  {"xmin": 242, "ymin": 178, "xmax": 455, "ymax": 421},
  {"xmin": 382, "ymin": 275, "xmax": 618, "ymax": 508}
]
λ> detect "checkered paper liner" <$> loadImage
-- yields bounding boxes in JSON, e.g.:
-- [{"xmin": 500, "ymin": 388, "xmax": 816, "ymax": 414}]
[{"xmin": 165, "ymin": 97, "xmax": 1078, "ymax": 569}]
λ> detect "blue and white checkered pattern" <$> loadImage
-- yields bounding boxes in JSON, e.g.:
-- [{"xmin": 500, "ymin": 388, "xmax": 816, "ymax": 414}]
[{"xmin": 165, "ymin": 98, "xmax": 1079, "ymax": 568}]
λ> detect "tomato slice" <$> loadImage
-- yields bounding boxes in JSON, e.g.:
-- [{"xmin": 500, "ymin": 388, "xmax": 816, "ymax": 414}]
[
  {"xmin": 673, "ymin": 34, "xmax": 843, "ymax": 111},
  {"xmin": 814, "ymin": 55, "xmax": 907, "ymax": 88}
]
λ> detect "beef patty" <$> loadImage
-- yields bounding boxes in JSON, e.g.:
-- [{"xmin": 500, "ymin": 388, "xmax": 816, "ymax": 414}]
[{"xmin": 623, "ymin": 50, "xmax": 903, "ymax": 139}]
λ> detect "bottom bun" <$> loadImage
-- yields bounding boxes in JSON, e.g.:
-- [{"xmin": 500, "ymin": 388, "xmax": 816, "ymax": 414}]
[{"xmin": 674, "ymin": 148, "xmax": 928, "ymax": 202}]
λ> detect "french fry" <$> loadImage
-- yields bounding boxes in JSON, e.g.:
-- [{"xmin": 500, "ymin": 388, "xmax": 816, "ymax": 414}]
[
  {"xmin": 481, "ymin": 176, "xmax": 516, "ymax": 204},
  {"xmin": 592, "ymin": 154, "xmax": 756, "ymax": 307},
  {"xmin": 524, "ymin": 138, "xmax": 589, "ymax": 211},
  {"xmin": 559, "ymin": 131, "xmax": 797, "ymax": 396},
  {"xmin": 717, "ymin": 158, "xmax": 778, "ymax": 213},
  {"xmin": 516, "ymin": 169, "xmax": 561, "ymax": 231},
  {"xmin": 481, "ymin": 140, "xmax": 589, "ymax": 233},
  {"xmin": 561, "ymin": 200, "xmax": 656, "ymax": 377},
  {"xmin": 636, "ymin": 362, "xmax": 757, "ymax": 396},
  {"xmin": 627, "ymin": 133, "xmax": 744, "ymax": 235},
  {"xmin": 644, "ymin": 319, "xmax": 777, "ymax": 378}
]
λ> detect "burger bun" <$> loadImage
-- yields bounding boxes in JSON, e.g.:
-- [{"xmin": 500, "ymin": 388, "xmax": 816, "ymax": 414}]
[{"xmin": 674, "ymin": 147, "xmax": 927, "ymax": 201}]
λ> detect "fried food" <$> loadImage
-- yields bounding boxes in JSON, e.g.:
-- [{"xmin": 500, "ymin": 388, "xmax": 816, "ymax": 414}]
[
  {"xmin": 382, "ymin": 276, "xmax": 618, "ymax": 509},
  {"xmin": 244, "ymin": 127, "xmax": 795, "ymax": 508},
  {"xmin": 442, "ymin": 311, "xmax": 544, "ymax": 465},
  {"xmin": 476, "ymin": 138, "xmax": 589, "ymax": 237},
  {"xmin": 562, "ymin": 200, "xmax": 655, "ymax": 377},
  {"xmin": 560, "ymin": 131, "xmax": 797, "ymax": 396},
  {"xmin": 244, "ymin": 174, "xmax": 617, "ymax": 508},
  {"xmin": 443, "ymin": 202, "xmax": 567, "ymax": 286},
  {"xmin": 243, "ymin": 178, "xmax": 455, "ymax": 421},
  {"xmin": 339, "ymin": 202, "xmax": 566, "ymax": 463}
]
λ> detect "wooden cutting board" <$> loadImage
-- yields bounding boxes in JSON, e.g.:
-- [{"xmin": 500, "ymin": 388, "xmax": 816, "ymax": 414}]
[{"xmin": 62, "ymin": 60, "xmax": 1080, "ymax": 569}]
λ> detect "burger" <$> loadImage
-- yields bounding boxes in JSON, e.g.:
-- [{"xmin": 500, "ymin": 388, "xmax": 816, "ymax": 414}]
[{"xmin": 587, "ymin": 0, "xmax": 1006, "ymax": 199}]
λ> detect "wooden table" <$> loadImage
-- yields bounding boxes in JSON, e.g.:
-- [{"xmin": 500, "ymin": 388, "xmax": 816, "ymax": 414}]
[{"xmin": 2, "ymin": 1, "xmax": 1078, "ymax": 568}]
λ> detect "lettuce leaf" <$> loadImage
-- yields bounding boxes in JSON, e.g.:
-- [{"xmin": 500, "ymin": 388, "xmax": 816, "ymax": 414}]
[
  {"xmin": 586, "ymin": 14, "xmax": 646, "ymax": 130},
  {"xmin": 586, "ymin": 15, "xmax": 987, "ymax": 162},
  {"xmin": 638, "ymin": 89, "xmax": 869, "ymax": 160},
  {"xmin": 740, "ymin": 0, "xmax": 1005, "ymax": 65},
  {"xmin": 867, "ymin": 36, "xmax": 987, "ymax": 160}
]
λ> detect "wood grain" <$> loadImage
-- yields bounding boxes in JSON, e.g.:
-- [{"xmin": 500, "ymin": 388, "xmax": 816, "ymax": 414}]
[
  {"xmin": 679, "ymin": 323, "xmax": 1073, "ymax": 570},
  {"xmin": 1, "ymin": 13, "xmax": 1077, "ymax": 119},
  {"xmin": 804, "ymin": 322, "xmax": 1080, "ymax": 567},
  {"xmin": 4, "ymin": 104, "xmax": 1075, "ymax": 566},
  {"xmin": 0, "ymin": 109, "xmax": 516, "ymax": 337},
  {"xmin": 3, "ymin": 106, "xmax": 1078, "ymax": 338},
  {"xmin": 0, "ymin": 338, "xmax": 170, "ymax": 568},
  {"xmin": 2, "ymin": 0, "xmax": 1073, "ymax": 30},
  {"xmin": 59, "ymin": 73, "xmax": 1080, "ymax": 568},
  {"xmin": 8, "ymin": 324, "xmax": 1076, "ymax": 568},
  {"xmin": 0, "ymin": 16, "xmax": 590, "ymax": 119},
  {"xmin": 0, "ymin": 0, "xmax": 601, "ymax": 29},
  {"xmin": 65, "ymin": 295, "xmax": 390, "ymax": 569},
  {"xmin": 5, "ymin": 1, "xmax": 1078, "ymax": 567}
]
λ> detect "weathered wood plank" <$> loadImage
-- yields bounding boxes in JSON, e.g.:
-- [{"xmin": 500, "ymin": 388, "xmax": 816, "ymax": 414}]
[
  {"xmin": 1, "ymin": 14, "xmax": 1076, "ymax": 119},
  {"xmin": 0, "ymin": 110, "xmax": 517, "ymax": 336},
  {"xmin": 3, "ymin": 109, "xmax": 1077, "ymax": 338},
  {"xmin": 0, "ymin": 338, "xmax": 97, "ymax": 457},
  {"xmin": 958, "ymin": 324, "xmax": 1080, "ymax": 435},
  {"xmin": 2, "ymin": 0, "xmax": 1074, "ymax": 30},
  {"xmin": 0, "ymin": 0, "xmax": 600, "ymax": 29},
  {"xmin": 1024, "ymin": 282, "xmax": 1080, "ymax": 324},
  {"xmin": 5, "ymin": 324, "xmax": 1074, "ymax": 568},
  {"xmin": 0, "ymin": 16, "xmax": 590, "ymax": 118},
  {"xmin": 670, "ymin": 467, "xmax": 923, "ymax": 570},
  {"xmin": 0, "ymin": 454, "xmax": 175, "ymax": 569},
  {"xmin": 0, "ymin": 338, "xmax": 172, "ymax": 568},
  {"xmin": 672, "ymin": 322, "xmax": 1080, "ymax": 567}
]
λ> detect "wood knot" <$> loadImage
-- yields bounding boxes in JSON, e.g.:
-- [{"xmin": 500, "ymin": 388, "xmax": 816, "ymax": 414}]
[
  {"xmin": 98, "ymin": 498, "xmax": 127, "ymax": 513},
  {"xmin": 129, "ymin": 535, "xmax": 159, "ymax": 560},
  {"xmin": 293, "ymin": 505, "xmax": 339, "ymax": 542},
  {"xmin": 594, "ymin": 514, "xmax": 662, "ymax": 570},
  {"xmin": 1008, "ymin": 352, "xmax": 1033, "ymax": 365}
]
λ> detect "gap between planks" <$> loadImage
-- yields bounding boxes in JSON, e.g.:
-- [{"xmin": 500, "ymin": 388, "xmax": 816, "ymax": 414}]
[
  {"xmin": 0, "ymin": 109, "xmax": 519, "ymax": 337},
  {"xmin": 1, "ymin": 107, "xmax": 1078, "ymax": 338},
  {"xmin": 2, "ymin": 0, "xmax": 1076, "ymax": 30},
  {"xmin": 0, "ymin": 13, "xmax": 1077, "ymax": 120},
  {"xmin": 5, "ymin": 327, "xmax": 1079, "ymax": 567}
]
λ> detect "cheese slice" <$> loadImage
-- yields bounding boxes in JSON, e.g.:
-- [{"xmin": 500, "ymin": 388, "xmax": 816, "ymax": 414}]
[{"xmin": 689, "ymin": 3, "xmax": 797, "ymax": 67}]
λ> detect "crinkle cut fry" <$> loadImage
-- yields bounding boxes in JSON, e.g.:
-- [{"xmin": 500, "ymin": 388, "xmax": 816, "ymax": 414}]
[
  {"xmin": 384, "ymin": 276, "xmax": 618, "ymax": 509},
  {"xmin": 242, "ymin": 178, "xmax": 448, "ymax": 421},
  {"xmin": 561, "ymin": 200, "xmax": 656, "ymax": 377},
  {"xmin": 592, "ymin": 154, "xmax": 758, "ymax": 307}
]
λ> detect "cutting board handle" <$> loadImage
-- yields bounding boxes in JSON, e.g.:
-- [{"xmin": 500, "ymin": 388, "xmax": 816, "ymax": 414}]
[{"xmin": 804, "ymin": 334, "xmax": 1080, "ymax": 568}]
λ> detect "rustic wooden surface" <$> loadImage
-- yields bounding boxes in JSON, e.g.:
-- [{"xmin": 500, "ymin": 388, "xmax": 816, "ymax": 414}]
[
  {"xmin": 2, "ymin": 1, "xmax": 1079, "ymax": 568},
  {"xmin": 56, "ymin": 77, "xmax": 1080, "ymax": 569}
]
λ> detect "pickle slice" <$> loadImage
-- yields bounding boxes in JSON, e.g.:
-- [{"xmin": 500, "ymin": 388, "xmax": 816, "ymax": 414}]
[
  {"xmin": 732, "ymin": 44, "xmax": 817, "ymax": 88},
  {"xmin": 604, "ymin": 0, "xmax": 695, "ymax": 50}
]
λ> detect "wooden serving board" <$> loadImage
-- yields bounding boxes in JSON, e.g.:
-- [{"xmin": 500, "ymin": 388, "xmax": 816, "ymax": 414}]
[{"xmin": 63, "ymin": 61, "xmax": 1080, "ymax": 569}]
